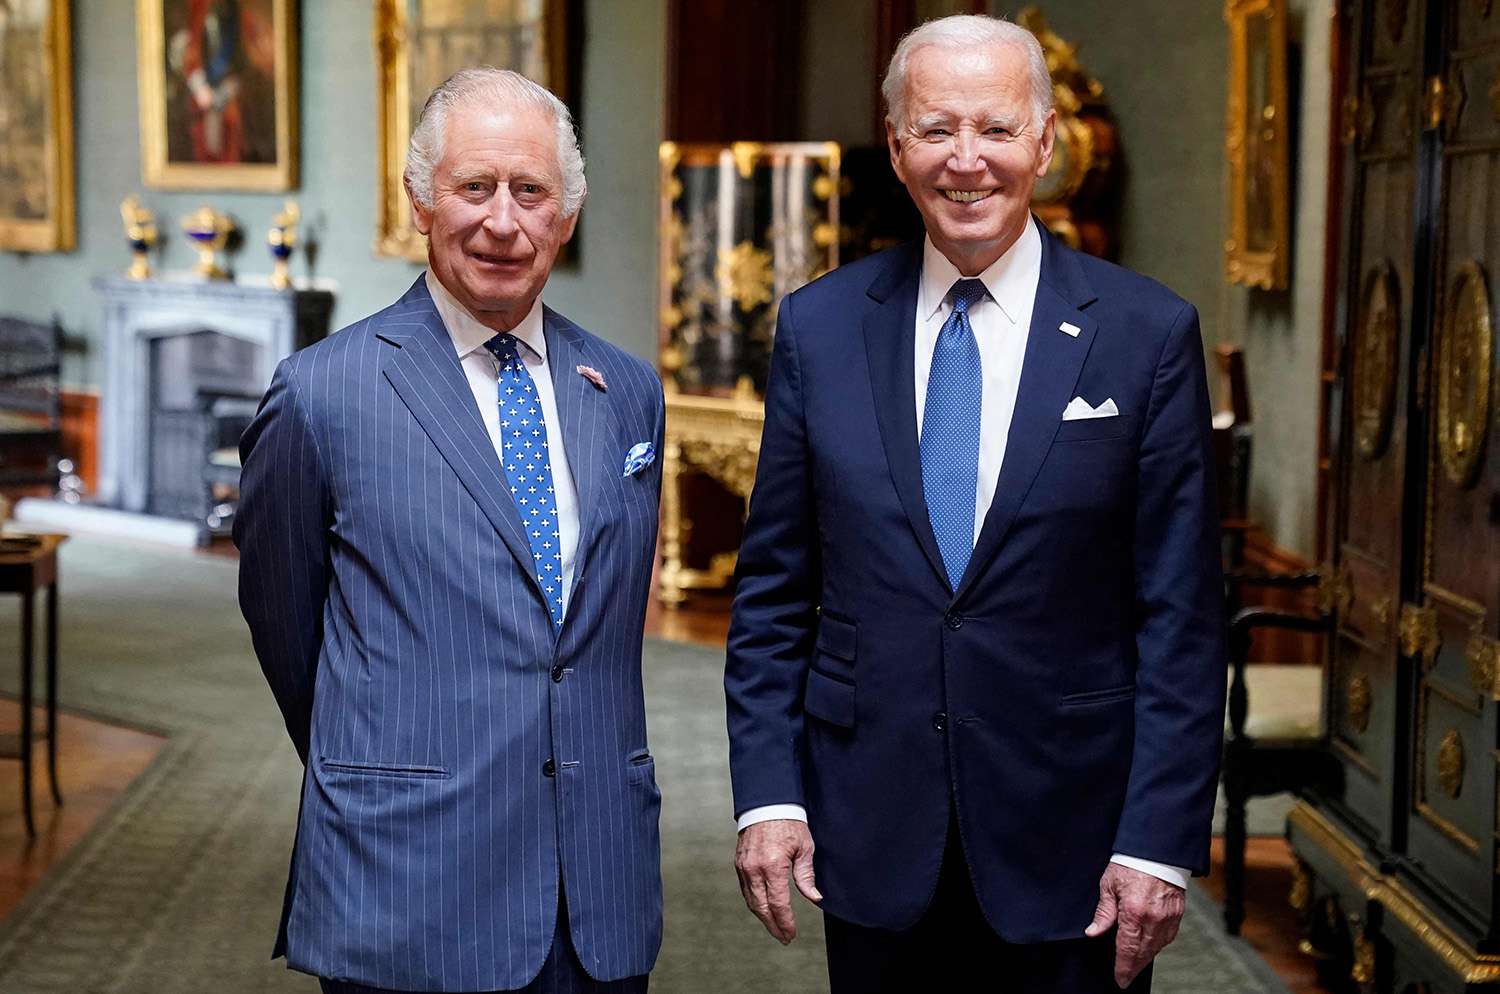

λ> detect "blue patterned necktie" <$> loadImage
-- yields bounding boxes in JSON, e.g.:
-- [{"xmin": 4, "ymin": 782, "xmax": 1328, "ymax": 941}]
[
  {"xmin": 484, "ymin": 334, "xmax": 565, "ymax": 627},
  {"xmin": 921, "ymin": 278, "xmax": 987, "ymax": 590}
]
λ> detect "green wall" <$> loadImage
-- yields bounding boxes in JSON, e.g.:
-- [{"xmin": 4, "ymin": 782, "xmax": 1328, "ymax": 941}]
[{"xmin": 0, "ymin": 0, "xmax": 666, "ymax": 387}]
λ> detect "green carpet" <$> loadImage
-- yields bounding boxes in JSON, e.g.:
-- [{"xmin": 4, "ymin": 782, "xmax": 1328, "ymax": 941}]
[{"xmin": 0, "ymin": 535, "xmax": 1287, "ymax": 993}]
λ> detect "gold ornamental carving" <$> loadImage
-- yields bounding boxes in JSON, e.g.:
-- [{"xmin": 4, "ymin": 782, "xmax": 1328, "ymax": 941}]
[
  {"xmin": 1288, "ymin": 803, "xmax": 1500, "ymax": 983},
  {"xmin": 1435, "ymin": 262, "xmax": 1492, "ymax": 487},
  {"xmin": 1351, "ymin": 929, "xmax": 1376, "ymax": 987},
  {"xmin": 1467, "ymin": 635, "xmax": 1499, "ymax": 698},
  {"xmin": 1289, "ymin": 859, "xmax": 1312, "ymax": 911},
  {"xmin": 1353, "ymin": 263, "xmax": 1400, "ymax": 459},
  {"xmin": 1318, "ymin": 563, "xmax": 1354, "ymax": 616},
  {"xmin": 1399, "ymin": 603, "xmax": 1441, "ymax": 660},
  {"xmin": 715, "ymin": 242, "xmax": 775, "ymax": 311},
  {"xmin": 1437, "ymin": 729, "xmax": 1465, "ymax": 799},
  {"xmin": 1346, "ymin": 673, "xmax": 1372, "ymax": 733}
]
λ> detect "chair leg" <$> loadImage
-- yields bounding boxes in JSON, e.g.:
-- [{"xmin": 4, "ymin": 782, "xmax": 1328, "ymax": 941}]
[
  {"xmin": 19, "ymin": 591, "xmax": 35, "ymax": 838},
  {"xmin": 1223, "ymin": 755, "xmax": 1248, "ymax": 935}
]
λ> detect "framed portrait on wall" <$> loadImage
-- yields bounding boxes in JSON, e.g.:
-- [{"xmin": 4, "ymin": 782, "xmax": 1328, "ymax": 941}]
[
  {"xmin": 135, "ymin": 0, "xmax": 298, "ymax": 191},
  {"xmin": 0, "ymin": 0, "xmax": 76, "ymax": 253},
  {"xmin": 1224, "ymin": 0, "xmax": 1290, "ymax": 290},
  {"xmin": 374, "ymin": 0, "xmax": 582, "ymax": 261}
]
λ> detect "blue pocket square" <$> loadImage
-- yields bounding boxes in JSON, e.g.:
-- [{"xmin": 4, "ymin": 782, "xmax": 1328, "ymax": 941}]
[{"xmin": 623, "ymin": 442, "xmax": 655, "ymax": 477}]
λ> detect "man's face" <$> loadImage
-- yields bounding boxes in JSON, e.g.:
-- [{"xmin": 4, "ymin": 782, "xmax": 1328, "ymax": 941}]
[
  {"xmin": 410, "ymin": 101, "xmax": 578, "ymax": 331},
  {"xmin": 887, "ymin": 42, "xmax": 1054, "ymax": 276}
]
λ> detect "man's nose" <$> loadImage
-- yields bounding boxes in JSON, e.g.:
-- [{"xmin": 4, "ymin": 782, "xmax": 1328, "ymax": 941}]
[
  {"xmin": 948, "ymin": 131, "xmax": 983, "ymax": 172},
  {"xmin": 483, "ymin": 190, "xmax": 520, "ymax": 238}
]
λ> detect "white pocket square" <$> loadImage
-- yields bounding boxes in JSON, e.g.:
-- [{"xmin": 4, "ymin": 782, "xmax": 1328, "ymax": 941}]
[{"xmin": 1061, "ymin": 397, "xmax": 1119, "ymax": 421}]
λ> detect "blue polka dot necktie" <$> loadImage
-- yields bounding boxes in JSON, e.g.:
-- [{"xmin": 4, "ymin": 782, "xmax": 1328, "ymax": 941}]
[
  {"xmin": 484, "ymin": 334, "xmax": 564, "ymax": 627},
  {"xmin": 921, "ymin": 278, "xmax": 987, "ymax": 590}
]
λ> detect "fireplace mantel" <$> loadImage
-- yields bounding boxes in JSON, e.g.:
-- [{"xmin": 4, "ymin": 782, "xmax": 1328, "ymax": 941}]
[{"xmin": 93, "ymin": 275, "xmax": 334, "ymax": 515}]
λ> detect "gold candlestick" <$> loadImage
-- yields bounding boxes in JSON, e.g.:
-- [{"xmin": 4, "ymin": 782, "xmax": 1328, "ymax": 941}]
[
  {"xmin": 119, "ymin": 195, "xmax": 158, "ymax": 281},
  {"xmin": 268, "ymin": 201, "xmax": 300, "ymax": 290},
  {"xmin": 181, "ymin": 206, "xmax": 234, "ymax": 280}
]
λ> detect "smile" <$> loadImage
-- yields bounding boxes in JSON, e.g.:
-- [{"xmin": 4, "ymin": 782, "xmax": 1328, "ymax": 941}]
[{"xmin": 942, "ymin": 190, "xmax": 994, "ymax": 203}]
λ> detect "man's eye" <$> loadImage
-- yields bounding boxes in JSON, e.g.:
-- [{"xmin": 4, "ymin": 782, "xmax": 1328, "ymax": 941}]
[
  {"xmin": 465, "ymin": 182, "xmax": 485, "ymax": 193},
  {"xmin": 925, "ymin": 129, "xmax": 951, "ymax": 139},
  {"xmin": 519, "ymin": 184, "xmax": 541, "ymax": 195}
]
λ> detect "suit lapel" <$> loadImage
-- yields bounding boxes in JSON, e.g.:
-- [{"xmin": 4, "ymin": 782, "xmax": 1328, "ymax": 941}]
[
  {"xmin": 953, "ymin": 226, "xmax": 1100, "ymax": 602},
  {"xmin": 862, "ymin": 244, "xmax": 951, "ymax": 592},
  {"xmin": 377, "ymin": 278, "xmax": 549, "ymax": 609},
  {"xmin": 543, "ymin": 307, "xmax": 612, "ymax": 579}
]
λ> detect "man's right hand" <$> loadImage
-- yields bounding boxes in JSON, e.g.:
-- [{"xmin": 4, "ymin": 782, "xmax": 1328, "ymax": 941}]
[{"xmin": 734, "ymin": 818, "xmax": 822, "ymax": 944}]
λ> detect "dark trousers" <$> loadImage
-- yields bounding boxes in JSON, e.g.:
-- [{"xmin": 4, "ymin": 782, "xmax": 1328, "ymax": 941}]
[
  {"xmin": 824, "ymin": 821, "xmax": 1153, "ymax": 994},
  {"xmin": 319, "ymin": 890, "xmax": 648, "ymax": 994}
]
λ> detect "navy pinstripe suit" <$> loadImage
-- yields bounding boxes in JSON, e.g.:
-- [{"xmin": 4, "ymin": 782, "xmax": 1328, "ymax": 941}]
[{"xmin": 235, "ymin": 276, "xmax": 665, "ymax": 991}]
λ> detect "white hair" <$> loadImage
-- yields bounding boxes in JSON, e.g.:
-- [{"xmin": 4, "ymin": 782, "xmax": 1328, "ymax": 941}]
[
  {"xmin": 404, "ymin": 67, "xmax": 587, "ymax": 217},
  {"xmin": 881, "ymin": 14, "xmax": 1054, "ymax": 134}
]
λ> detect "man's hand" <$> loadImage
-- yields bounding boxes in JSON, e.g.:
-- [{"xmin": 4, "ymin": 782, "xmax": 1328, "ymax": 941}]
[
  {"xmin": 1084, "ymin": 862, "xmax": 1185, "ymax": 988},
  {"xmin": 734, "ymin": 819, "xmax": 822, "ymax": 944}
]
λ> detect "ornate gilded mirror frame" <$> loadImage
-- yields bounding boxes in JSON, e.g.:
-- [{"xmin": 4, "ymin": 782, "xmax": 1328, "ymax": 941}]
[
  {"xmin": 1224, "ymin": 0, "xmax": 1291, "ymax": 290},
  {"xmin": 0, "ymin": 0, "xmax": 75, "ymax": 252},
  {"xmin": 374, "ymin": 0, "xmax": 579, "ymax": 260}
]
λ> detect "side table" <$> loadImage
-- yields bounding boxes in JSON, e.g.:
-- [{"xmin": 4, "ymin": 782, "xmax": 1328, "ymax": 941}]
[{"xmin": 0, "ymin": 533, "xmax": 66, "ymax": 836}]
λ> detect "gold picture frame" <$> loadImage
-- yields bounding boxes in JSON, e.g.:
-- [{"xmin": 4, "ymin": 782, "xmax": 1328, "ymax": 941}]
[
  {"xmin": 374, "ymin": 0, "xmax": 580, "ymax": 261},
  {"xmin": 0, "ymin": 0, "xmax": 76, "ymax": 253},
  {"xmin": 135, "ymin": 0, "xmax": 298, "ymax": 192},
  {"xmin": 1224, "ymin": 0, "xmax": 1291, "ymax": 290}
]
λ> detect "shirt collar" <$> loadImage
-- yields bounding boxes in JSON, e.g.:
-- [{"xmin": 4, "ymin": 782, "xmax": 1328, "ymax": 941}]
[
  {"xmin": 918, "ymin": 215, "xmax": 1042, "ymax": 326},
  {"xmin": 425, "ymin": 269, "xmax": 547, "ymax": 362}
]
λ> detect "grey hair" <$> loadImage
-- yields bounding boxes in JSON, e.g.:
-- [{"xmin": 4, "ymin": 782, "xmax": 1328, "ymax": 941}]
[
  {"xmin": 881, "ymin": 14, "xmax": 1054, "ymax": 134},
  {"xmin": 404, "ymin": 67, "xmax": 587, "ymax": 217}
]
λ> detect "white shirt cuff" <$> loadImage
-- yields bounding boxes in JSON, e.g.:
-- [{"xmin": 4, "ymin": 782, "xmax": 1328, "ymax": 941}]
[
  {"xmin": 736, "ymin": 804, "xmax": 808, "ymax": 832},
  {"xmin": 1110, "ymin": 854, "xmax": 1189, "ymax": 889}
]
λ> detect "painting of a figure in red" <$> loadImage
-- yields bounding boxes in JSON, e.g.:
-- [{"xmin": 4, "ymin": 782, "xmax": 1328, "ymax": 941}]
[{"xmin": 163, "ymin": 0, "xmax": 276, "ymax": 164}]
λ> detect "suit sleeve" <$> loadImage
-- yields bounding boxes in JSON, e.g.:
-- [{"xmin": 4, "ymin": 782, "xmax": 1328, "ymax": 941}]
[
  {"xmin": 724, "ymin": 292, "xmax": 821, "ymax": 820},
  {"xmin": 1113, "ymin": 302, "xmax": 1227, "ymax": 876},
  {"xmin": 233, "ymin": 358, "xmax": 332, "ymax": 763}
]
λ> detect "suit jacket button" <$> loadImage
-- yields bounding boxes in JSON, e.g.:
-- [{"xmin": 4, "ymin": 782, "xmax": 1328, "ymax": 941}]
[
  {"xmin": 551, "ymin": 664, "xmax": 565, "ymax": 683},
  {"xmin": 543, "ymin": 759, "xmax": 556, "ymax": 777},
  {"xmin": 945, "ymin": 612, "xmax": 964, "ymax": 630},
  {"xmin": 932, "ymin": 712, "xmax": 947, "ymax": 732}
]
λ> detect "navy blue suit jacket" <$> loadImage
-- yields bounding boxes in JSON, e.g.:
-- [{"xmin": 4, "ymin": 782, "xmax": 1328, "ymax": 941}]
[
  {"xmin": 725, "ymin": 222, "xmax": 1226, "ymax": 941},
  {"xmin": 235, "ymin": 277, "xmax": 665, "ymax": 990}
]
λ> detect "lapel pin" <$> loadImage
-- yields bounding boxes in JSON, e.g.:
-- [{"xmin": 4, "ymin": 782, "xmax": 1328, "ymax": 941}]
[
  {"xmin": 1059, "ymin": 322, "xmax": 1081, "ymax": 338},
  {"xmin": 576, "ymin": 365, "xmax": 607, "ymax": 391}
]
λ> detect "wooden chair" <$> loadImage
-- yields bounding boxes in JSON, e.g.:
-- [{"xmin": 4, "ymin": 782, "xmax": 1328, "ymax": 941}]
[
  {"xmin": 0, "ymin": 316, "xmax": 63, "ymax": 491},
  {"xmin": 1220, "ymin": 575, "xmax": 1341, "ymax": 935}
]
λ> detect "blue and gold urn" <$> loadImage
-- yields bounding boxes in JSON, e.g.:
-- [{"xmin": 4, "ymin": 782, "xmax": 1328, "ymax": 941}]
[{"xmin": 181, "ymin": 206, "xmax": 234, "ymax": 280}]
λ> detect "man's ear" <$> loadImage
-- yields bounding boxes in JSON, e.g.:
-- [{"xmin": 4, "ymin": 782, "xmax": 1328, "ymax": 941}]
[
  {"xmin": 406, "ymin": 176, "xmax": 433, "ymax": 236},
  {"xmin": 560, "ymin": 204, "xmax": 581, "ymax": 244},
  {"xmin": 885, "ymin": 118, "xmax": 906, "ymax": 184},
  {"xmin": 1034, "ymin": 110, "xmax": 1057, "ymax": 179}
]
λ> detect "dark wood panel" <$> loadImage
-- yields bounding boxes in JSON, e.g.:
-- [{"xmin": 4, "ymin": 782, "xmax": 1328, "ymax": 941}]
[{"xmin": 665, "ymin": 0, "xmax": 804, "ymax": 142}]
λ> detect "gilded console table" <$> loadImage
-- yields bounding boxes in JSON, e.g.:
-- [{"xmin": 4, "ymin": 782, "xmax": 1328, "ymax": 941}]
[{"xmin": 658, "ymin": 378, "xmax": 764, "ymax": 607}]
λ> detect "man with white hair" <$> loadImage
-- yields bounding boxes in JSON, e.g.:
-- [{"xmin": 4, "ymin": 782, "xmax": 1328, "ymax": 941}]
[
  {"xmin": 237, "ymin": 67, "xmax": 665, "ymax": 993},
  {"xmin": 726, "ymin": 14, "xmax": 1224, "ymax": 992}
]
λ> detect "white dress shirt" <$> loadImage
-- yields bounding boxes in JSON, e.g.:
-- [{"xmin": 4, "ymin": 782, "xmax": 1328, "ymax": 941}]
[
  {"xmin": 426, "ymin": 271, "xmax": 581, "ymax": 616},
  {"xmin": 735, "ymin": 222, "xmax": 1189, "ymax": 890}
]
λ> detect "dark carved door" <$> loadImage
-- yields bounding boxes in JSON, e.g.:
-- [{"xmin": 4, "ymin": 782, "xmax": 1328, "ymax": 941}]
[
  {"xmin": 1326, "ymin": 0, "xmax": 1429, "ymax": 853},
  {"xmin": 1397, "ymin": 0, "xmax": 1500, "ymax": 940}
]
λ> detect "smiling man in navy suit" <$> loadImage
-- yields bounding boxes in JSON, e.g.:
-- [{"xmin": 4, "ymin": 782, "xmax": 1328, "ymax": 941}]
[
  {"xmin": 236, "ymin": 68, "xmax": 664, "ymax": 994},
  {"xmin": 725, "ymin": 15, "xmax": 1226, "ymax": 993}
]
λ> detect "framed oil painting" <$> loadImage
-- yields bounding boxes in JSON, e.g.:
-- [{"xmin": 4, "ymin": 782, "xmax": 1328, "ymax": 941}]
[
  {"xmin": 136, "ymin": 0, "xmax": 298, "ymax": 191},
  {"xmin": 374, "ymin": 0, "xmax": 582, "ymax": 260},
  {"xmin": 0, "ymin": 0, "xmax": 75, "ymax": 253},
  {"xmin": 1224, "ymin": 0, "xmax": 1290, "ymax": 290}
]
